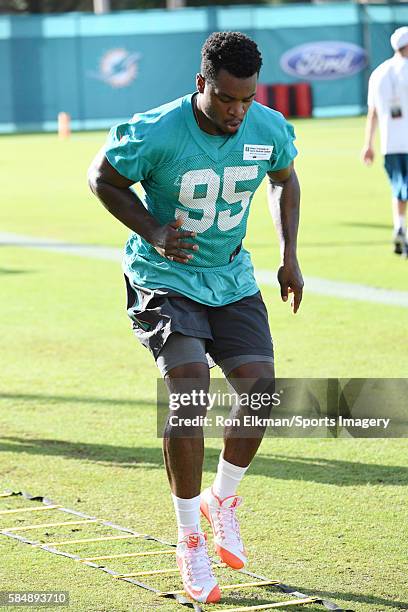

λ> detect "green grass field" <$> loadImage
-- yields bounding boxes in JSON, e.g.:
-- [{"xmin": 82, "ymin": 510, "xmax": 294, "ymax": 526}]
[{"xmin": 0, "ymin": 117, "xmax": 407, "ymax": 612}]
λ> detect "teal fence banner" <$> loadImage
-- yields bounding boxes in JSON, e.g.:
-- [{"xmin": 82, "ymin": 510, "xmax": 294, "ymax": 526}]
[{"xmin": 0, "ymin": 3, "xmax": 408, "ymax": 133}]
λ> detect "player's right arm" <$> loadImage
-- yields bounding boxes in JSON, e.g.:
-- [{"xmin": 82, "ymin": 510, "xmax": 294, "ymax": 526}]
[
  {"xmin": 362, "ymin": 71, "xmax": 378, "ymax": 165},
  {"xmin": 87, "ymin": 147, "xmax": 198, "ymax": 264},
  {"xmin": 362, "ymin": 106, "xmax": 378, "ymax": 165}
]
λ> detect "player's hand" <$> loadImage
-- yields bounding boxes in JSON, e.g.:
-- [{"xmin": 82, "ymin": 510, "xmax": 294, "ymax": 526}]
[
  {"xmin": 277, "ymin": 258, "xmax": 304, "ymax": 314},
  {"xmin": 362, "ymin": 146, "xmax": 374, "ymax": 165},
  {"xmin": 150, "ymin": 217, "xmax": 199, "ymax": 264}
]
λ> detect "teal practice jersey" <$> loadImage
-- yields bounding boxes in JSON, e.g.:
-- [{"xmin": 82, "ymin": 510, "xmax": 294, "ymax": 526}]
[{"xmin": 105, "ymin": 94, "xmax": 297, "ymax": 306}]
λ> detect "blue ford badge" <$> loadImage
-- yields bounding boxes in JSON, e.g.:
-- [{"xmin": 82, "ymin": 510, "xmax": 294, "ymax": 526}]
[{"xmin": 280, "ymin": 41, "xmax": 367, "ymax": 81}]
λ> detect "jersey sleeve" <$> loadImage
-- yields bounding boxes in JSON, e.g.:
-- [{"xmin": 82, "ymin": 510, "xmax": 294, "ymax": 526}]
[
  {"xmin": 269, "ymin": 121, "xmax": 298, "ymax": 172},
  {"xmin": 105, "ymin": 118, "xmax": 153, "ymax": 183}
]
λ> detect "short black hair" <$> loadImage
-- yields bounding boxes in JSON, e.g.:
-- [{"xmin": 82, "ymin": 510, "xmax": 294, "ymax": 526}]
[{"xmin": 201, "ymin": 31, "xmax": 263, "ymax": 83}]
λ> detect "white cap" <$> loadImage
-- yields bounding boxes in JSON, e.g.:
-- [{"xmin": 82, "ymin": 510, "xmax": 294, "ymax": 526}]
[{"xmin": 390, "ymin": 26, "xmax": 408, "ymax": 51}]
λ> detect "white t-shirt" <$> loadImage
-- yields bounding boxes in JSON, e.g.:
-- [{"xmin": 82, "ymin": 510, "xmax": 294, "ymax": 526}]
[{"xmin": 367, "ymin": 55, "xmax": 408, "ymax": 154}]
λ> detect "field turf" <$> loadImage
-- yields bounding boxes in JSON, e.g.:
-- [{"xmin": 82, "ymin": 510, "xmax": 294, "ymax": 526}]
[{"xmin": 0, "ymin": 117, "xmax": 407, "ymax": 612}]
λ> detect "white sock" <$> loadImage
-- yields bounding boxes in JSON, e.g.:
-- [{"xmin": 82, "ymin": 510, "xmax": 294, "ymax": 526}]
[
  {"xmin": 212, "ymin": 452, "xmax": 248, "ymax": 500},
  {"xmin": 171, "ymin": 493, "xmax": 201, "ymax": 540},
  {"xmin": 392, "ymin": 200, "xmax": 406, "ymax": 234}
]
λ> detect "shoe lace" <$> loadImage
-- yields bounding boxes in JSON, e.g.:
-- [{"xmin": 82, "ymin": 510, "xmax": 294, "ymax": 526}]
[
  {"xmin": 214, "ymin": 505, "xmax": 241, "ymax": 546},
  {"xmin": 184, "ymin": 539, "xmax": 214, "ymax": 584}
]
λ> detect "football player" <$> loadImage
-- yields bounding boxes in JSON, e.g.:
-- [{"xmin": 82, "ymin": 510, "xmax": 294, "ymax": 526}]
[{"xmin": 88, "ymin": 31, "xmax": 303, "ymax": 604}]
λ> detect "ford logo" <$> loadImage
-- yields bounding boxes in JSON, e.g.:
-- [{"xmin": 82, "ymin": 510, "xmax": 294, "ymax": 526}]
[{"xmin": 280, "ymin": 41, "xmax": 368, "ymax": 81}]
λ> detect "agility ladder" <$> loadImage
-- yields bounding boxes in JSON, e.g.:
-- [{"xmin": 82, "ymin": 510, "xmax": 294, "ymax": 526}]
[{"xmin": 0, "ymin": 491, "xmax": 352, "ymax": 612}]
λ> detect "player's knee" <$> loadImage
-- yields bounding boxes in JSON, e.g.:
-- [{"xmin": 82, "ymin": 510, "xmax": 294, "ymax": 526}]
[
  {"xmin": 165, "ymin": 362, "xmax": 210, "ymax": 380},
  {"xmin": 227, "ymin": 371, "xmax": 276, "ymax": 425},
  {"xmin": 164, "ymin": 363, "xmax": 210, "ymax": 428},
  {"xmin": 229, "ymin": 361, "xmax": 275, "ymax": 380}
]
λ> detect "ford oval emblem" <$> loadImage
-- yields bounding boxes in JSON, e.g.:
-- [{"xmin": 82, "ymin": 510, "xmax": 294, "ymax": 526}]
[{"xmin": 280, "ymin": 41, "xmax": 368, "ymax": 81}]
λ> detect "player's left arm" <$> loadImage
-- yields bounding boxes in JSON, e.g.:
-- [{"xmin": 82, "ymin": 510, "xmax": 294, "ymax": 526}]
[{"xmin": 267, "ymin": 163, "xmax": 304, "ymax": 314}]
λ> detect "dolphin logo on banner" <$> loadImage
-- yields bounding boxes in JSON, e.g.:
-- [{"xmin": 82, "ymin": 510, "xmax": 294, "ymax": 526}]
[{"xmin": 89, "ymin": 48, "xmax": 141, "ymax": 88}]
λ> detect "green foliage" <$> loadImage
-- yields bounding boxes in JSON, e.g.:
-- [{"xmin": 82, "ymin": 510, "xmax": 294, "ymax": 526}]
[
  {"xmin": 0, "ymin": 0, "xmax": 292, "ymax": 14},
  {"xmin": 0, "ymin": 0, "xmax": 92, "ymax": 13}
]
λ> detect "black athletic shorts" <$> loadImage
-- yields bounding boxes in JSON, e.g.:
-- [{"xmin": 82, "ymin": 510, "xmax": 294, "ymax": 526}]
[{"xmin": 124, "ymin": 274, "xmax": 274, "ymax": 370}]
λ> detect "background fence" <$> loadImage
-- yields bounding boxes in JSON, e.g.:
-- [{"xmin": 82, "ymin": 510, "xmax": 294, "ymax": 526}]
[{"xmin": 1, "ymin": 2, "xmax": 408, "ymax": 133}]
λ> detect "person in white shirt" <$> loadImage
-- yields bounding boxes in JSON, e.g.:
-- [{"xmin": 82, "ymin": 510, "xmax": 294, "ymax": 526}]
[{"xmin": 362, "ymin": 26, "xmax": 408, "ymax": 257}]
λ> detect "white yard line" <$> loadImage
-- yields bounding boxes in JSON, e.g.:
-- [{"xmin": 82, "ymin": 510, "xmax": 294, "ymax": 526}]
[
  {"xmin": 2, "ymin": 232, "xmax": 408, "ymax": 308},
  {"xmin": 0, "ymin": 232, "xmax": 120, "ymax": 262}
]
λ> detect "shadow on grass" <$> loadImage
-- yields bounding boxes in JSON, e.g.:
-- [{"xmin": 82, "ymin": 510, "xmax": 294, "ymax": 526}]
[
  {"xmin": 164, "ymin": 584, "xmax": 407, "ymax": 611},
  {"xmin": 246, "ymin": 452, "xmax": 408, "ymax": 487},
  {"xmin": 0, "ymin": 268, "xmax": 31, "ymax": 275},
  {"xmin": 0, "ymin": 392, "xmax": 154, "ymax": 408},
  {"xmin": 206, "ymin": 594, "xmax": 325, "ymax": 612},
  {"xmin": 227, "ymin": 585, "xmax": 408, "ymax": 611},
  {"xmin": 0, "ymin": 435, "xmax": 407, "ymax": 486},
  {"xmin": 341, "ymin": 222, "xmax": 392, "ymax": 231},
  {"xmin": 214, "ymin": 582, "xmax": 407, "ymax": 611},
  {"xmin": 300, "ymin": 586, "xmax": 408, "ymax": 611},
  {"xmin": 0, "ymin": 436, "xmax": 163, "ymax": 469}
]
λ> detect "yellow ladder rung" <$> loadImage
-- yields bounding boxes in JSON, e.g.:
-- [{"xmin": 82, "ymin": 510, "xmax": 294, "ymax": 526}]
[
  {"xmin": 0, "ymin": 493, "xmax": 14, "ymax": 498},
  {"xmin": 38, "ymin": 533, "xmax": 145, "ymax": 547},
  {"xmin": 213, "ymin": 597, "xmax": 319, "ymax": 611},
  {"xmin": 161, "ymin": 580, "xmax": 280, "ymax": 597},
  {"xmin": 0, "ymin": 505, "xmax": 61, "ymax": 515},
  {"xmin": 114, "ymin": 563, "xmax": 221, "ymax": 579},
  {"xmin": 221, "ymin": 580, "xmax": 280, "ymax": 591},
  {"xmin": 114, "ymin": 568, "xmax": 180, "ymax": 578},
  {"xmin": 3, "ymin": 518, "xmax": 100, "ymax": 532},
  {"xmin": 78, "ymin": 549, "xmax": 175, "ymax": 562}
]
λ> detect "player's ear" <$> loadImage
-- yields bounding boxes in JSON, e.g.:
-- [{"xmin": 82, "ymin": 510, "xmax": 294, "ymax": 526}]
[{"xmin": 196, "ymin": 73, "xmax": 205, "ymax": 93}]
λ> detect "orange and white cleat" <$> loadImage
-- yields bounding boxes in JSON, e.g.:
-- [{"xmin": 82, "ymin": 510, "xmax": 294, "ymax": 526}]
[
  {"xmin": 176, "ymin": 532, "xmax": 221, "ymax": 603},
  {"xmin": 200, "ymin": 488, "xmax": 247, "ymax": 570}
]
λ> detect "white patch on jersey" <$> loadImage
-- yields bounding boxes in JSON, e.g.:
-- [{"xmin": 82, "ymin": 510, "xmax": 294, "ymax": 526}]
[{"xmin": 243, "ymin": 144, "xmax": 274, "ymax": 161}]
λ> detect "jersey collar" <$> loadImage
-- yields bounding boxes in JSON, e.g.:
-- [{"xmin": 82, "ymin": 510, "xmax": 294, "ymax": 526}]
[{"xmin": 182, "ymin": 93, "xmax": 248, "ymax": 162}]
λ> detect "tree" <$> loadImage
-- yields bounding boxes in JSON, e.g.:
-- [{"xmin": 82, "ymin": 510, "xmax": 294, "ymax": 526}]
[
  {"xmin": 0, "ymin": 0, "xmax": 92, "ymax": 12},
  {"xmin": 0, "ymin": 0, "xmax": 302, "ymax": 13}
]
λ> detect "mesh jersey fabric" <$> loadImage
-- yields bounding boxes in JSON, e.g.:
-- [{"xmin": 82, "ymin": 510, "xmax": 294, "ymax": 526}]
[{"xmin": 105, "ymin": 93, "xmax": 297, "ymax": 306}]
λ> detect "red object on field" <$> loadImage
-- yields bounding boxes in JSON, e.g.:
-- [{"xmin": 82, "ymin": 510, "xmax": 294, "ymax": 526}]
[
  {"xmin": 293, "ymin": 82, "xmax": 312, "ymax": 118},
  {"xmin": 256, "ymin": 83, "xmax": 269, "ymax": 106},
  {"xmin": 271, "ymin": 84, "xmax": 290, "ymax": 117},
  {"xmin": 257, "ymin": 82, "xmax": 313, "ymax": 118}
]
